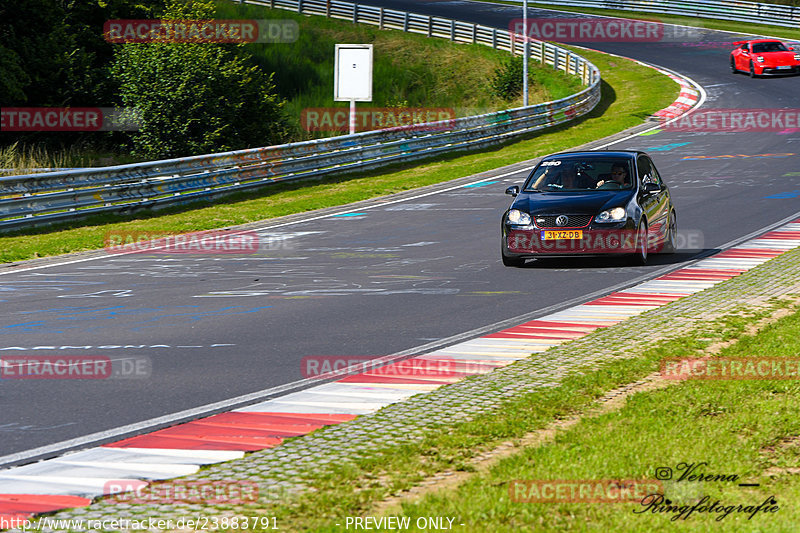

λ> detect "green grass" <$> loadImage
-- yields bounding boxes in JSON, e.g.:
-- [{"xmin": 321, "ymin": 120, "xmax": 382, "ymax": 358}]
[
  {"xmin": 0, "ymin": 141, "xmax": 141, "ymax": 177},
  {"xmin": 0, "ymin": 46, "xmax": 676, "ymax": 263},
  {"xmin": 1, "ymin": 1, "xmax": 581, "ymax": 172},
  {"xmin": 239, "ymin": 295, "xmax": 799, "ymax": 531},
  {"xmin": 485, "ymin": 0, "xmax": 800, "ymax": 41},
  {"xmin": 215, "ymin": 1, "xmax": 583, "ymax": 140},
  {"xmin": 384, "ymin": 308, "xmax": 800, "ymax": 532}
]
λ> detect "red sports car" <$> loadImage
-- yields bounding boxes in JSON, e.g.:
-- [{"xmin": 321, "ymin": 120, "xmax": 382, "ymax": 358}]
[{"xmin": 731, "ymin": 39, "xmax": 800, "ymax": 77}]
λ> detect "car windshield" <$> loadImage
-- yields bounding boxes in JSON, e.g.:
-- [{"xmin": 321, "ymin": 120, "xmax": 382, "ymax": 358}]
[
  {"xmin": 752, "ymin": 41, "xmax": 789, "ymax": 53},
  {"xmin": 524, "ymin": 159, "xmax": 635, "ymax": 192}
]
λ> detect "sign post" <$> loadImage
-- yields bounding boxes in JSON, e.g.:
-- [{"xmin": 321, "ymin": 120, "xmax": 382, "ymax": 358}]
[
  {"xmin": 334, "ymin": 44, "xmax": 373, "ymax": 134},
  {"xmin": 523, "ymin": 0, "xmax": 529, "ymax": 106}
]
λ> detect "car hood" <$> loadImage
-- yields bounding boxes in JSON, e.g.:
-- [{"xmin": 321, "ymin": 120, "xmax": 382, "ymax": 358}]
[
  {"xmin": 512, "ymin": 191, "xmax": 634, "ymax": 215},
  {"xmin": 759, "ymin": 51, "xmax": 797, "ymax": 62}
]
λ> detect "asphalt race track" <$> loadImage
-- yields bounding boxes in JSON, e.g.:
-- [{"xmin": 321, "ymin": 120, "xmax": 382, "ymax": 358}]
[{"xmin": 1, "ymin": 1, "xmax": 799, "ymax": 463}]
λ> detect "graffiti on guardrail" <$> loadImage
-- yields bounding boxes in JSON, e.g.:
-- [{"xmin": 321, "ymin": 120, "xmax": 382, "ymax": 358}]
[{"xmin": 0, "ymin": 0, "xmax": 600, "ymax": 231}]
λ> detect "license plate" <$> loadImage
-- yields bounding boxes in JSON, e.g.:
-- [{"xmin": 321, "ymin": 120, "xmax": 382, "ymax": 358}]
[
  {"xmin": 776, "ymin": 65, "xmax": 791, "ymax": 70},
  {"xmin": 541, "ymin": 230, "xmax": 583, "ymax": 240}
]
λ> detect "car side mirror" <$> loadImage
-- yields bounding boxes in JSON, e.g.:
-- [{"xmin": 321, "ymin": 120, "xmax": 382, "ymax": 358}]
[
  {"xmin": 642, "ymin": 182, "xmax": 661, "ymax": 194},
  {"xmin": 505, "ymin": 185, "xmax": 519, "ymax": 197}
]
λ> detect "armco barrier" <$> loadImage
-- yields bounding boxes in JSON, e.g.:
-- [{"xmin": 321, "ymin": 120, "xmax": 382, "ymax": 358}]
[
  {"xmin": 0, "ymin": 0, "xmax": 600, "ymax": 231},
  {"xmin": 504, "ymin": 0, "xmax": 800, "ymax": 30}
]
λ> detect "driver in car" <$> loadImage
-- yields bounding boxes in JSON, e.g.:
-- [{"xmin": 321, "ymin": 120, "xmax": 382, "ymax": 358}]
[{"xmin": 596, "ymin": 163, "xmax": 629, "ymax": 189}]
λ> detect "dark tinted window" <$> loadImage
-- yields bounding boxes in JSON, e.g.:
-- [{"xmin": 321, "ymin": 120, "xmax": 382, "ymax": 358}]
[
  {"xmin": 752, "ymin": 42, "xmax": 788, "ymax": 53},
  {"xmin": 637, "ymin": 156, "xmax": 652, "ymax": 185},
  {"xmin": 524, "ymin": 158, "xmax": 634, "ymax": 192}
]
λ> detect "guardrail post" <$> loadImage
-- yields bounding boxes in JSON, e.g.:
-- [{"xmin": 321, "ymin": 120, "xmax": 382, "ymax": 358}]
[
  {"xmin": 554, "ymin": 48, "xmax": 559, "ymax": 70},
  {"xmin": 270, "ymin": 0, "xmax": 274, "ymax": 8},
  {"xmin": 0, "ymin": 0, "xmax": 601, "ymax": 231},
  {"xmin": 511, "ymin": 33, "xmax": 516, "ymax": 55},
  {"xmin": 379, "ymin": 8, "xmax": 384, "ymax": 29}
]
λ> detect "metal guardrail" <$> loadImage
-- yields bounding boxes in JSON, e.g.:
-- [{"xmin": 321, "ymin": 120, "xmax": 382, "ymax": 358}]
[
  {"xmin": 509, "ymin": 0, "xmax": 800, "ymax": 30},
  {"xmin": 0, "ymin": 0, "xmax": 600, "ymax": 231}
]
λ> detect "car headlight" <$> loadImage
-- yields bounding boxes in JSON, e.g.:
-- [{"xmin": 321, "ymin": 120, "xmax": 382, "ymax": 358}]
[
  {"xmin": 595, "ymin": 207, "xmax": 626, "ymax": 223},
  {"xmin": 756, "ymin": 56, "xmax": 765, "ymax": 62},
  {"xmin": 507, "ymin": 209, "xmax": 531, "ymax": 225}
]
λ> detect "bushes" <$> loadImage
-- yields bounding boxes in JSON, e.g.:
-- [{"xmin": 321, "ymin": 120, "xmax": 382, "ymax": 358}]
[
  {"xmin": 111, "ymin": 37, "xmax": 290, "ymax": 158},
  {"xmin": 110, "ymin": 0, "xmax": 291, "ymax": 158},
  {"xmin": 490, "ymin": 55, "xmax": 533, "ymax": 101}
]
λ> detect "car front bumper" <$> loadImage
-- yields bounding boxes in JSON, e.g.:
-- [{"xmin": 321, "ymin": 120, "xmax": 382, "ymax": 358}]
[{"xmin": 503, "ymin": 223, "xmax": 641, "ymax": 258}]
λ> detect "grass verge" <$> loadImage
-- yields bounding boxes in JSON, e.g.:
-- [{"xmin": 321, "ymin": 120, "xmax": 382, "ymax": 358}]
[
  {"xmin": 0, "ymin": 46, "xmax": 676, "ymax": 263},
  {"xmin": 381, "ymin": 306, "xmax": 800, "ymax": 532},
  {"xmin": 215, "ymin": 1, "xmax": 583, "ymax": 139},
  {"xmin": 244, "ymin": 291, "xmax": 800, "ymax": 530},
  {"xmin": 0, "ymin": 1, "xmax": 581, "ymax": 174}
]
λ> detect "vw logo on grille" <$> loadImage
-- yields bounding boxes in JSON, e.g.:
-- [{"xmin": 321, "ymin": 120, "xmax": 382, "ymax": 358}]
[{"xmin": 555, "ymin": 215, "xmax": 569, "ymax": 227}]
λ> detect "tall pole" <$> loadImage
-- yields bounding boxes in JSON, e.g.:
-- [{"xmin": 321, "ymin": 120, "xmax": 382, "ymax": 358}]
[{"xmin": 523, "ymin": 0, "xmax": 529, "ymax": 106}]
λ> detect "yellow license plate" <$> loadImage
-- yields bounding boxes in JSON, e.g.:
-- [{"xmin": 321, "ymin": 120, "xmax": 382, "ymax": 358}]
[{"xmin": 541, "ymin": 230, "xmax": 583, "ymax": 240}]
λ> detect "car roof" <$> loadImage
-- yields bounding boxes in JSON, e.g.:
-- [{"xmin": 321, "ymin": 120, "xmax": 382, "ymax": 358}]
[
  {"xmin": 540, "ymin": 151, "xmax": 642, "ymax": 161},
  {"xmin": 737, "ymin": 39, "xmax": 785, "ymax": 44}
]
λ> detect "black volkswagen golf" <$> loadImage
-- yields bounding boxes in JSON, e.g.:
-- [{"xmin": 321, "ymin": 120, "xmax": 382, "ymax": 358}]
[{"xmin": 501, "ymin": 151, "xmax": 676, "ymax": 266}]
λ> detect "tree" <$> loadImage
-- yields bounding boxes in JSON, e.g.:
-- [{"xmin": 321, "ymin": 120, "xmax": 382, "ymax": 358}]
[{"xmin": 110, "ymin": 0, "xmax": 291, "ymax": 158}]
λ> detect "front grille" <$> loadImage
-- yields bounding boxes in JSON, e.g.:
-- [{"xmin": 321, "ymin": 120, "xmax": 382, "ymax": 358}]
[
  {"xmin": 764, "ymin": 67, "xmax": 798, "ymax": 73},
  {"xmin": 534, "ymin": 214, "xmax": 593, "ymax": 229}
]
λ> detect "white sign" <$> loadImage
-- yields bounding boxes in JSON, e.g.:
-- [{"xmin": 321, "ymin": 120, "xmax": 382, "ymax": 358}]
[{"xmin": 334, "ymin": 44, "xmax": 373, "ymax": 102}]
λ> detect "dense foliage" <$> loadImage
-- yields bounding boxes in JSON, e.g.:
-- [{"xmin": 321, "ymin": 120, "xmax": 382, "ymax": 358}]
[
  {"xmin": 0, "ymin": 0, "xmax": 290, "ymax": 158},
  {"xmin": 110, "ymin": 0, "xmax": 290, "ymax": 157},
  {"xmin": 491, "ymin": 56, "xmax": 527, "ymax": 101}
]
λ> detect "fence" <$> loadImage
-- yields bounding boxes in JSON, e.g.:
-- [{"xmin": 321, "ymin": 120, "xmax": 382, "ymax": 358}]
[{"xmin": 0, "ymin": 0, "xmax": 601, "ymax": 231}]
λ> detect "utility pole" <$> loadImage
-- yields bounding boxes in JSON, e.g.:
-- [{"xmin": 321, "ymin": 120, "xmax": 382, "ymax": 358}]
[{"xmin": 523, "ymin": 0, "xmax": 529, "ymax": 106}]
